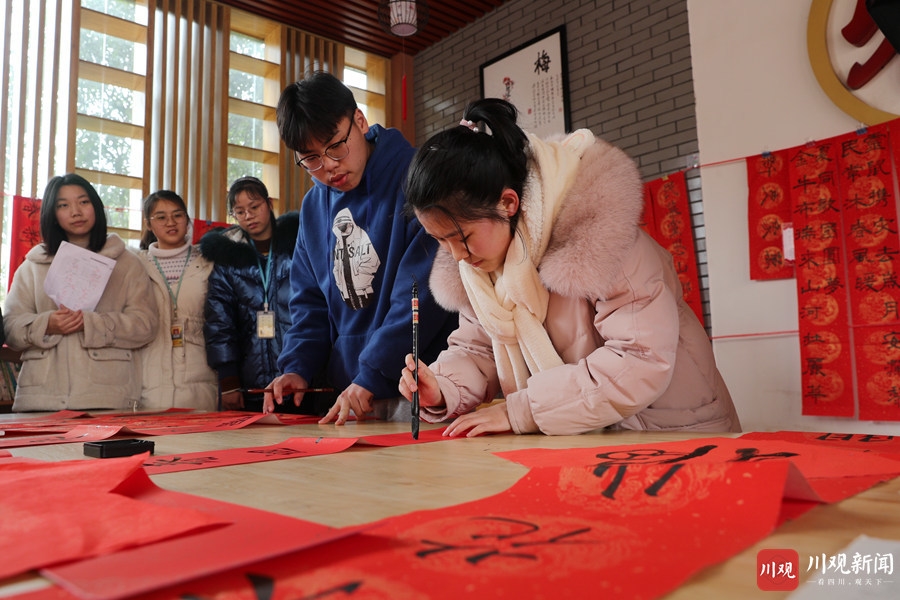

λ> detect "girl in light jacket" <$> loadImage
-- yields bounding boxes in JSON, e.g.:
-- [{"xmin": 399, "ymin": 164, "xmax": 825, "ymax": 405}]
[
  {"xmin": 398, "ymin": 99, "xmax": 741, "ymax": 437},
  {"xmin": 136, "ymin": 190, "xmax": 217, "ymax": 411},
  {"xmin": 2, "ymin": 174, "xmax": 158, "ymax": 411}
]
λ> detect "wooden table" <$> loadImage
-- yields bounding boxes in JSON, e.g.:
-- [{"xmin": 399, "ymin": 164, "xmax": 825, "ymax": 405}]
[{"xmin": 5, "ymin": 418, "xmax": 900, "ymax": 599}]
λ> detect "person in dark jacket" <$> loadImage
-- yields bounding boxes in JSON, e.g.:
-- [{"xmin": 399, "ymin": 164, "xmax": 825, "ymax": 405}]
[{"xmin": 200, "ymin": 176, "xmax": 306, "ymax": 412}]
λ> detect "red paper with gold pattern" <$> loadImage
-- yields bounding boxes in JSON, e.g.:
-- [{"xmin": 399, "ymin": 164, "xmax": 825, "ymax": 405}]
[
  {"xmin": 38, "ymin": 461, "xmax": 787, "ymax": 600},
  {"xmin": 8, "ymin": 195, "xmax": 42, "ymax": 290},
  {"xmin": 645, "ymin": 171, "xmax": 705, "ymax": 327},
  {"xmin": 789, "ymin": 140, "xmax": 855, "ymax": 417},
  {"xmin": 835, "ymin": 124, "xmax": 900, "ymax": 420},
  {"xmin": 890, "ymin": 117, "xmax": 900, "ymax": 178},
  {"xmin": 747, "ymin": 150, "xmax": 795, "ymax": 280}
]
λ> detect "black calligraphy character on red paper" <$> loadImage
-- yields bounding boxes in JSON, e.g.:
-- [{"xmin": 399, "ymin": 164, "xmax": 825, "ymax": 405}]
[{"xmin": 416, "ymin": 517, "xmax": 596, "ymax": 565}]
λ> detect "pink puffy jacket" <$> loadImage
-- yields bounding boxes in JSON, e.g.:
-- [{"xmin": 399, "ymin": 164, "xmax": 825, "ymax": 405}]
[{"xmin": 422, "ymin": 136, "xmax": 741, "ymax": 435}]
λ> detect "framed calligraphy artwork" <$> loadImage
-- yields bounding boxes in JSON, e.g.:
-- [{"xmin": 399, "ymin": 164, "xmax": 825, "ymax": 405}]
[{"xmin": 480, "ymin": 26, "xmax": 571, "ymax": 138}]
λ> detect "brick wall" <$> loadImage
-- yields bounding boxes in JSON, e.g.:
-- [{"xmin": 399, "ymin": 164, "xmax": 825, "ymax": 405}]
[{"xmin": 412, "ymin": 0, "xmax": 710, "ymax": 328}]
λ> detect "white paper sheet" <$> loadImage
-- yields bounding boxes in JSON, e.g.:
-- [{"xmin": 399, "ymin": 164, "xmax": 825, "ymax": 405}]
[{"xmin": 43, "ymin": 241, "xmax": 115, "ymax": 312}]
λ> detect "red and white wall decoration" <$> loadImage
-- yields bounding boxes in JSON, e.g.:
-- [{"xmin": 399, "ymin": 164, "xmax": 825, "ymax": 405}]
[
  {"xmin": 642, "ymin": 171, "xmax": 705, "ymax": 328},
  {"xmin": 745, "ymin": 117, "xmax": 900, "ymax": 421}
]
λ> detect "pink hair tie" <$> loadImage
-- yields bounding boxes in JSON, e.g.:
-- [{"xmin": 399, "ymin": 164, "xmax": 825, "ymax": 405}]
[{"xmin": 459, "ymin": 119, "xmax": 479, "ymax": 133}]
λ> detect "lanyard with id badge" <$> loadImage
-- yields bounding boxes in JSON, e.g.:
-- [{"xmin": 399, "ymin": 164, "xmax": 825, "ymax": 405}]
[
  {"xmin": 153, "ymin": 247, "xmax": 192, "ymax": 347},
  {"xmin": 256, "ymin": 249, "xmax": 276, "ymax": 339}
]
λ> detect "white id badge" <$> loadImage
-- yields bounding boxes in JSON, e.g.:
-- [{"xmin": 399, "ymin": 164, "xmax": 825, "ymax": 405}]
[{"xmin": 257, "ymin": 311, "xmax": 275, "ymax": 339}]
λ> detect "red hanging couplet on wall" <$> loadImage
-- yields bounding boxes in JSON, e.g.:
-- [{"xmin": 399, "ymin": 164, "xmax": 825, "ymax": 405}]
[
  {"xmin": 644, "ymin": 171, "xmax": 705, "ymax": 328},
  {"xmin": 788, "ymin": 139, "xmax": 855, "ymax": 417},
  {"xmin": 834, "ymin": 123, "xmax": 900, "ymax": 421},
  {"xmin": 746, "ymin": 149, "xmax": 795, "ymax": 280},
  {"xmin": 9, "ymin": 196, "xmax": 42, "ymax": 290}
]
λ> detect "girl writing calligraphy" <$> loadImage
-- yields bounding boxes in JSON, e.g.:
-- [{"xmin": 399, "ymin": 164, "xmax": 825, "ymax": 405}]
[{"xmin": 398, "ymin": 99, "xmax": 741, "ymax": 436}]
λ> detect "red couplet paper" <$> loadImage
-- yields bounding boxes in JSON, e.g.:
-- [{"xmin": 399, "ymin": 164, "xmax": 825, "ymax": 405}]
[
  {"xmin": 746, "ymin": 150, "xmax": 795, "ymax": 280},
  {"xmin": 0, "ymin": 454, "xmax": 227, "ymax": 580},
  {"xmin": 0, "ymin": 425, "xmax": 122, "ymax": 449},
  {"xmin": 0, "ymin": 412, "xmax": 270, "ymax": 448},
  {"xmin": 643, "ymin": 171, "xmax": 705, "ymax": 327},
  {"xmin": 788, "ymin": 140, "xmax": 856, "ymax": 417},
  {"xmin": 97, "ymin": 460, "xmax": 790, "ymax": 600},
  {"xmin": 8, "ymin": 195, "xmax": 42, "ymax": 290},
  {"xmin": 834, "ymin": 124, "xmax": 900, "ymax": 421},
  {"xmin": 191, "ymin": 219, "xmax": 230, "ymax": 243},
  {"xmin": 41, "ymin": 467, "xmax": 366, "ymax": 600},
  {"xmin": 639, "ymin": 183, "xmax": 659, "ymax": 240},
  {"xmin": 142, "ymin": 436, "xmax": 360, "ymax": 475},
  {"xmin": 494, "ymin": 437, "xmax": 900, "ymax": 504},
  {"xmin": 740, "ymin": 430, "xmax": 900, "ymax": 456},
  {"xmin": 357, "ymin": 426, "xmax": 451, "ymax": 446}
]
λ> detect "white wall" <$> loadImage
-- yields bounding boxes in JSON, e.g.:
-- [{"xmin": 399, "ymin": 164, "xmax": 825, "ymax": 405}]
[{"xmin": 688, "ymin": 0, "xmax": 900, "ymax": 433}]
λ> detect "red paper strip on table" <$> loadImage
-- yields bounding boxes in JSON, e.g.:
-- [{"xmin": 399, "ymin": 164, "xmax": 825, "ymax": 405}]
[
  {"xmin": 834, "ymin": 124, "xmax": 900, "ymax": 420},
  {"xmin": 747, "ymin": 149, "xmax": 795, "ymax": 280},
  {"xmin": 20, "ymin": 461, "xmax": 795, "ymax": 600},
  {"xmin": 0, "ymin": 411, "xmax": 274, "ymax": 447},
  {"xmin": 39, "ymin": 464, "xmax": 364, "ymax": 600},
  {"xmin": 0, "ymin": 424, "xmax": 122, "ymax": 449},
  {"xmin": 142, "ymin": 436, "xmax": 360, "ymax": 474},
  {"xmin": 13, "ymin": 435, "xmax": 900, "ymax": 600},
  {"xmin": 788, "ymin": 139, "xmax": 856, "ymax": 417},
  {"xmin": 740, "ymin": 430, "xmax": 900, "ymax": 456},
  {"xmin": 644, "ymin": 171, "xmax": 705, "ymax": 327},
  {"xmin": 8, "ymin": 196, "xmax": 42, "ymax": 289},
  {"xmin": 0, "ymin": 454, "xmax": 228, "ymax": 581},
  {"xmin": 141, "ymin": 428, "xmax": 455, "ymax": 475},
  {"xmin": 357, "ymin": 426, "xmax": 450, "ymax": 446},
  {"xmin": 494, "ymin": 437, "xmax": 900, "ymax": 504}
]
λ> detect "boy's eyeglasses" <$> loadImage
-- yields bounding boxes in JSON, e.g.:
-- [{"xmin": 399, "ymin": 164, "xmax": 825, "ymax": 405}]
[
  {"xmin": 149, "ymin": 211, "xmax": 188, "ymax": 223},
  {"xmin": 294, "ymin": 121, "xmax": 353, "ymax": 172}
]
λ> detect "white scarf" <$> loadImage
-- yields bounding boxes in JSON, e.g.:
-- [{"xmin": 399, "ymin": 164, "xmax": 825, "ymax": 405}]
[{"xmin": 459, "ymin": 129, "xmax": 594, "ymax": 396}]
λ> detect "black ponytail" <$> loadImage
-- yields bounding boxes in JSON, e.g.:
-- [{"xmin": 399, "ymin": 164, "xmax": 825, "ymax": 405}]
[{"xmin": 404, "ymin": 98, "xmax": 529, "ymax": 233}]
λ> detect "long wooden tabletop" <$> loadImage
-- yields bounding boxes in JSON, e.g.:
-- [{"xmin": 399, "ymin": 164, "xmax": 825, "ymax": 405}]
[{"xmin": 5, "ymin": 417, "xmax": 900, "ymax": 599}]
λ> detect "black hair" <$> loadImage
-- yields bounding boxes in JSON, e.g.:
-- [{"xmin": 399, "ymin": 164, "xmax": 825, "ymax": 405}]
[
  {"xmin": 227, "ymin": 176, "xmax": 276, "ymax": 236},
  {"xmin": 39, "ymin": 173, "xmax": 108, "ymax": 254},
  {"xmin": 404, "ymin": 98, "xmax": 529, "ymax": 235},
  {"xmin": 227, "ymin": 176, "xmax": 270, "ymax": 211},
  {"xmin": 276, "ymin": 71, "xmax": 358, "ymax": 153},
  {"xmin": 140, "ymin": 190, "xmax": 191, "ymax": 250}
]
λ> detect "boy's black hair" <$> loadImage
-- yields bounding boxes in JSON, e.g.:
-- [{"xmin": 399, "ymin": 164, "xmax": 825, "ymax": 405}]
[{"xmin": 276, "ymin": 71, "xmax": 357, "ymax": 153}]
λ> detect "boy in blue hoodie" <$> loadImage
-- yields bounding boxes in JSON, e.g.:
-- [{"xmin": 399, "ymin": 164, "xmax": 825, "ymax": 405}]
[{"xmin": 264, "ymin": 71, "xmax": 457, "ymax": 424}]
